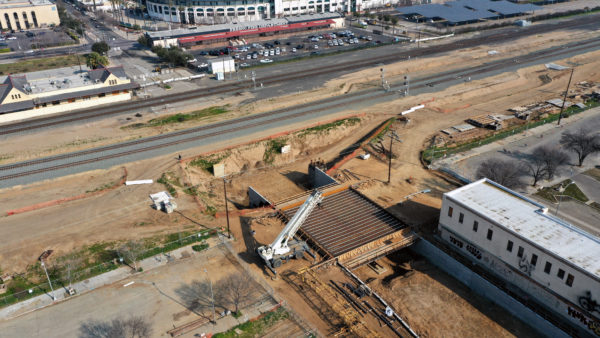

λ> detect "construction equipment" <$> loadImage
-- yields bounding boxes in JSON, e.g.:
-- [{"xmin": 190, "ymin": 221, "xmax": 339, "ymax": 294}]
[{"xmin": 257, "ymin": 190, "xmax": 322, "ymax": 273}]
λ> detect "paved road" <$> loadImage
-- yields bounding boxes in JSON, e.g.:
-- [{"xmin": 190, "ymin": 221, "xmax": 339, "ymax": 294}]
[{"xmin": 1, "ymin": 35, "xmax": 600, "ymax": 188}]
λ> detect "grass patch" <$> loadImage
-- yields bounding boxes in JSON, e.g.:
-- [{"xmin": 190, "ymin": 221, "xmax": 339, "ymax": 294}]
[
  {"xmin": 189, "ymin": 152, "xmax": 229, "ymax": 174},
  {"xmin": 192, "ymin": 243, "xmax": 209, "ymax": 252},
  {"xmin": 534, "ymin": 180, "xmax": 589, "ymax": 204},
  {"xmin": 583, "ymin": 168, "xmax": 600, "ymax": 182},
  {"xmin": 298, "ymin": 117, "xmax": 361, "ymax": 137},
  {"xmin": 157, "ymin": 172, "xmax": 179, "ymax": 197},
  {"xmin": 85, "ymin": 182, "xmax": 115, "ymax": 193},
  {"xmin": 125, "ymin": 106, "xmax": 228, "ymax": 129},
  {"xmin": 0, "ymin": 48, "xmax": 10, "ymax": 53},
  {"xmin": 263, "ymin": 138, "xmax": 287, "ymax": 164},
  {"xmin": 213, "ymin": 307, "xmax": 290, "ymax": 338},
  {"xmin": 0, "ymin": 54, "xmax": 82, "ymax": 75}
]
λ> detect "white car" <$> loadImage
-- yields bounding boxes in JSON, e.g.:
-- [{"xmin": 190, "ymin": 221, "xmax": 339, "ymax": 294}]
[
  {"xmin": 269, "ymin": 49, "xmax": 275, "ymax": 56},
  {"xmin": 240, "ymin": 63, "xmax": 250, "ymax": 67},
  {"xmin": 246, "ymin": 54, "xmax": 251, "ymax": 60},
  {"xmin": 314, "ymin": 44, "xmax": 319, "ymax": 49},
  {"xmin": 187, "ymin": 58, "xmax": 197, "ymax": 63},
  {"xmin": 292, "ymin": 48, "xmax": 297, "ymax": 53},
  {"xmin": 260, "ymin": 58, "xmax": 273, "ymax": 63},
  {"xmin": 7, "ymin": 36, "xmax": 17, "ymax": 40}
]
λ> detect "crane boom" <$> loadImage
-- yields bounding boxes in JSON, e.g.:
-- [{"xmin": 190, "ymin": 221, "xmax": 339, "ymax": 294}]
[
  {"xmin": 270, "ymin": 190, "xmax": 322, "ymax": 255},
  {"xmin": 257, "ymin": 190, "xmax": 322, "ymax": 272}
]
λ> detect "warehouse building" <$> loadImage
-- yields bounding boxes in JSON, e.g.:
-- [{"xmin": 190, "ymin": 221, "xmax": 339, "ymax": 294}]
[
  {"xmin": 0, "ymin": 65, "xmax": 139, "ymax": 124},
  {"xmin": 0, "ymin": 0, "xmax": 60, "ymax": 31},
  {"xmin": 439, "ymin": 178, "xmax": 600, "ymax": 337},
  {"xmin": 146, "ymin": 13, "xmax": 344, "ymax": 48}
]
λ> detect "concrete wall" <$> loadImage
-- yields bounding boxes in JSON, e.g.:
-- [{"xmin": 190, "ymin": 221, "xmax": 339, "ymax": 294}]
[
  {"xmin": 0, "ymin": 92, "xmax": 131, "ymax": 124},
  {"xmin": 411, "ymin": 239, "xmax": 571, "ymax": 338},
  {"xmin": 248, "ymin": 186, "xmax": 272, "ymax": 207},
  {"xmin": 309, "ymin": 165, "xmax": 337, "ymax": 189}
]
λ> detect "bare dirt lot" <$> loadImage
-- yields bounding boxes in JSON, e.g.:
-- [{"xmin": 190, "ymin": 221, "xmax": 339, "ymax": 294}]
[{"xmin": 354, "ymin": 250, "xmax": 541, "ymax": 338}]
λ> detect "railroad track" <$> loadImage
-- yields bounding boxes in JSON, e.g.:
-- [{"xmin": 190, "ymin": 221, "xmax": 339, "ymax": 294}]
[
  {"xmin": 1, "ymin": 34, "xmax": 599, "ymax": 183},
  {"xmin": 1, "ymin": 14, "xmax": 599, "ymax": 136}
]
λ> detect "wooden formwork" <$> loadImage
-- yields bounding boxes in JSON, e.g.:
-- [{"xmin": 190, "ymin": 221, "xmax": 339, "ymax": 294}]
[{"xmin": 337, "ymin": 229, "xmax": 419, "ymax": 269}]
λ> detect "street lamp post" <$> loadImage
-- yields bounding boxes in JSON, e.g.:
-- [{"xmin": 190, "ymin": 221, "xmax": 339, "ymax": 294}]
[{"xmin": 40, "ymin": 260, "xmax": 56, "ymax": 301}]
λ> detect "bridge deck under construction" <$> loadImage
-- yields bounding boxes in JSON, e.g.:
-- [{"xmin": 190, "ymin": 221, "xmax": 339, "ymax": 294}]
[{"xmin": 281, "ymin": 187, "xmax": 414, "ymax": 263}]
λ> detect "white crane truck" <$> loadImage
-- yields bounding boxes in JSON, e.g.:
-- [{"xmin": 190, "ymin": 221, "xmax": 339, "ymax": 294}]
[{"xmin": 257, "ymin": 190, "xmax": 322, "ymax": 273}]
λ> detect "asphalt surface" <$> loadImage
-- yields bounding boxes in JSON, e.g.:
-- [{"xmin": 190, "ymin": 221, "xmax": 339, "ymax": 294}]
[{"xmin": 1, "ymin": 35, "xmax": 600, "ymax": 188}]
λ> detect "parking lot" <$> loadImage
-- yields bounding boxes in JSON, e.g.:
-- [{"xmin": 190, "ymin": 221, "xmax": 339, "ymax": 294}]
[
  {"xmin": 0, "ymin": 28, "xmax": 76, "ymax": 53},
  {"xmin": 189, "ymin": 27, "xmax": 396, "ymax": 71}
]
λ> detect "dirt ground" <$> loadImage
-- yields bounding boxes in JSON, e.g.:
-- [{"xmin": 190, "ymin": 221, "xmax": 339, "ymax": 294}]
[
  {"xmin": 1, "ymin": 20, "xmax": 600, "ymax": 337},
  {"xmin": 0, "ymin": 23, "xmax": 596, "ymax": 164},
  {"xmin": 354, "ymin": 250, "xmax": 542, "ymax": 338}
]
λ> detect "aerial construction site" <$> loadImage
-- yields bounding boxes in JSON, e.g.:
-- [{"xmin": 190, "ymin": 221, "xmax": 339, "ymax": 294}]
[{"xmin": 0, "ymin": 1, "xmax": 600, "ymax": 337}]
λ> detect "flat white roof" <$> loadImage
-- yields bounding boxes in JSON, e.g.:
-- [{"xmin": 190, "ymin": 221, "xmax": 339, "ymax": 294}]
[{"xmin": 445, "ymin": 178, "xmax": 600, "ymax": 280}]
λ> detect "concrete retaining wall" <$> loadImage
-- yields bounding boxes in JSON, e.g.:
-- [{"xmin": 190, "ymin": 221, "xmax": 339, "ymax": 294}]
[
  {"xmin": 310, "ymin": 166, "xmax": 337, "ymax": 189},
  {"xmin": 411, "ymin": 239, "xmax": 569, "ymax": 338},
  {"xmin": 248, "ymin": 186, "xmax": 272, "ymax": 207}
]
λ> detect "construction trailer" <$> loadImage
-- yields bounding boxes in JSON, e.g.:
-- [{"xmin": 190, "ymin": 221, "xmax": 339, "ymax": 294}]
[{"xmin": 149, "ymin": 191, "xmax": 177, "ymax": 213}]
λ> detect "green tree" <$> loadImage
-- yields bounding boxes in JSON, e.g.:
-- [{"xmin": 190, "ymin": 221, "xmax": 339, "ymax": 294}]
[
  {"xmin": 91, "ymin": 41, "xmax": 110, "ymax": 55},
  {"xmin": 391, "ymin": 16, "xmax": 399, "ymax": 34},
  {"xmin": 86, "ymin": 52, "xmax": 109, "ymax": 69},
  {"xmin": 137, "ymin": 34, "xmax": 150, "ymax": 47}
]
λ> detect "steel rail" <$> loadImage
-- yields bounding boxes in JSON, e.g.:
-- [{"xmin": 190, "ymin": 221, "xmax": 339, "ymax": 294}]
[{"xmin": 1, "ymin": 14, "xmax": 599, "ymax": 135}]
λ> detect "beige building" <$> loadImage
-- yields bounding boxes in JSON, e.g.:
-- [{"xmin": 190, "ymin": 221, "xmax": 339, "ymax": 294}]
[
  {"xmin": 0, "ymin": 65, "xmax": 139, "ymax": 124},
  {"xmin": 0, "ymin": 0, "xmax": 60, "ymax": 31}
]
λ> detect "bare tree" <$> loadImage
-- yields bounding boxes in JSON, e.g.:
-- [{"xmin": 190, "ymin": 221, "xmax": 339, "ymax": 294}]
[
  {"xmin": 523, "ymin": 155, "xmax": 546, "ymax": 187},
  {"xmin": 476, "ymin": 158, "xmax": 525, "ymax": 189},
  {"xmin": 79, "ymin": 316, "xmax": 152, "ymax": 338},
  {"xmin": 60, "ymin": 253, "xmax": 84, "ymax": 288},
  {"xmin": 175, "ymin": 279, "xmax": 224, "ymax": 317},
  {"xmin": 560, "ymin": 128, "xmax": 600, "ymax": 167},
  {"xmin": 538, "ymin": 146, "xmax": 569, "ymax": 180},
  {"xmin": 118, "ymin": 240, "xmax": 145, "ymax": 271},
  {"xmin": 217, "ymin": 272, "xmax": 256, "ymax": 314}
]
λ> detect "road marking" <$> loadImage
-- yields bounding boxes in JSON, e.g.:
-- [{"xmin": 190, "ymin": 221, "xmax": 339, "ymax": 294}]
[{"xmin": 123, "ymin": 281, "xmax": 135, "ymax": 287}]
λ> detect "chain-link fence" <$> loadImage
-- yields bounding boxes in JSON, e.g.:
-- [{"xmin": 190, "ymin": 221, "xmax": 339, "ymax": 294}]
[{"xmin": 0, "ymin": 229, "xmax": 217, "ymax": 309}]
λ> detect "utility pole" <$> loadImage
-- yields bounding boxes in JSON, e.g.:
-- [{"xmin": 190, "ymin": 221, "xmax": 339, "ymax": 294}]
[
  {"xmin": 223, "ymin": 178, "xmax": 231, "ymax": 238},
  {"xmin": 386, "ymin": 130, "xmax": 401, "ymax": 184},
  {"xmin": 557, "ymin": 68, "xmax": 574, "ymax": 126}
]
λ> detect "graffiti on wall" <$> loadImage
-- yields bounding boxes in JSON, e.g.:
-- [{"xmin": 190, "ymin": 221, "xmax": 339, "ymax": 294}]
[
  {"xmin": 579, "ymin": 291, "xmax": 600, "ymax": 314},
  {"xmin": 518, "ymin": 255, "xmax": 534, "ymax": 277},
  {"xmin": 466, "ymin": 244, "xmax": 482, "ymax": 260},
  {"xmin": 568, "ymin": 306, "xmax": 600, "ymax": 336}
]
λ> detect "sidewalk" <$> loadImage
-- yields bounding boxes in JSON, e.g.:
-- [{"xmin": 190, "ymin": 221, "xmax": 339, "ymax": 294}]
[{"xmin": 0, "ymin": 235, "xmax": 226, "ymax": 321}]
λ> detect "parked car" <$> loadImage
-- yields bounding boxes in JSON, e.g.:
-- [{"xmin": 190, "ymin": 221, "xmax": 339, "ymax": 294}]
[
  {"xmin": 313, "ymin": 44, "xmax": 319, "ymax": 49},
  {"xmin": 7, "ymin": 36, "xmax": 17, "ymax": 40},
  {"xmin": 260, "ymin": 58, "xmax": 273, "ymax": 63},
  {"xmin": 252, "ymin": 53, "xmax": 258, "ymax": 59},
  {"xmin": 292, "ymin": 47, "xmax": 297, "ymax": 53},
  {"xmin": 246, "ymin": 54, "xmax": 252, "ymax": 60},
  {"xmin": 274, "ymin": 40, "xmax": 280, "ymax": 45},
  {"xmin": 240, "ymin": 63, "xmax": 250, "ymax": 67}
]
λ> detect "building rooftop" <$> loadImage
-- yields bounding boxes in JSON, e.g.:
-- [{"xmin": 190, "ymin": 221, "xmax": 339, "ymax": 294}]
[
  {"xmin": 147, "ymin": 12, "xmax": 342, "ymax": 40},
  {"xmin": 0, "ymin": 0, "xmax": 53, "ymax": 8},
  {"xmin": 445, "ymin": 178, "xmax": 600, "ymax": 279}
]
